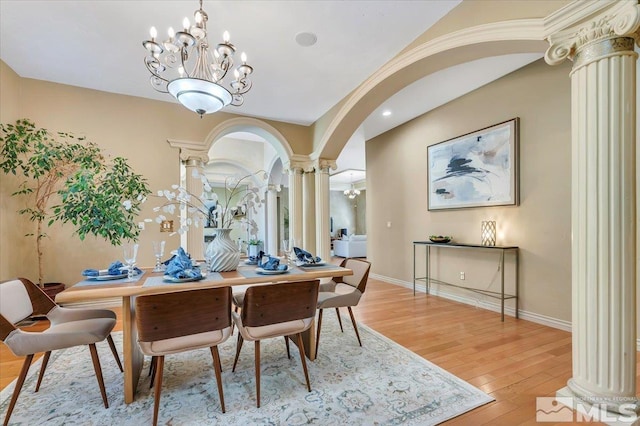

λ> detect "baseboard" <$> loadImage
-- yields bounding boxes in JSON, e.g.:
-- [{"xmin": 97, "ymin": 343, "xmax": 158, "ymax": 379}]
[
  {"xmin": 369, "ymin": 273, "xmax": 572, "ymax": 333},
  {"xmin": 59, "ymin": 297, "xmax": 122, "ymax": 309}
]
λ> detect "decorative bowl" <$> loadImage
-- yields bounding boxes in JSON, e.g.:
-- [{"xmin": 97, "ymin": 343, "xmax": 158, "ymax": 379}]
[{"xmin": 429, "ymin": 235, "xmax": 452, "ymax": 243}]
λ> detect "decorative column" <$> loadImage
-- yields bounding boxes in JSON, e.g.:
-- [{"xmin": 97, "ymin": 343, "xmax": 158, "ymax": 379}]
[
  {"xmin": 546, "ymin": 3, "xmax": 639, "ymax": 415},
  {"xmin": 180, "ymin": 149, "xmax": 209, "ymax": 261},
  {"xmin": 315, "ymin": 159, "xmax": 336, "ymax": 261},
  {"xmin": 265, "ymin": 184, "xmax": 278, "ymax": 255},
  {"xmin": 302, "ymin": 166, "xmax": 316, "ymax": 251},
  {"xmin": 286, "ymin": 164, "xmax": 304, "ymax": 248}
]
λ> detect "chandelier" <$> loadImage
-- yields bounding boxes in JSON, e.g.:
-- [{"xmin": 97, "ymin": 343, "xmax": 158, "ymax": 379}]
[
  {"xmin": 142, "ymin": 0, "xmax": 254, "ymax": 117},
  {"xmin": 344, "ymin": 185, "xmax": 361, "ymax": 199}
]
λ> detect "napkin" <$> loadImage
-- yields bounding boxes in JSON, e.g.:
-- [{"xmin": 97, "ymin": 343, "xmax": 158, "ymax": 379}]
[
  {"xmin": 257, "ymin": 254, "xmax": 288, "ymax": 271},
  {"xmin": 82, "ymin": 261, "xmax": 141, "ymax": 277},
  {"xmin": 293, "ymin": 247, "xmax": 321, "ymax": 264},
  {"xmin": 165, "ymin": 247, "xmax": 203, "ymax": 279}
]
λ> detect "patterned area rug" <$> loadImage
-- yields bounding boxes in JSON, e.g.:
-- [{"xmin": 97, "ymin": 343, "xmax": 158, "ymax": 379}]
[{"xmin": 0, "ymin": 315, "xmax": 492, "ymax": 425}]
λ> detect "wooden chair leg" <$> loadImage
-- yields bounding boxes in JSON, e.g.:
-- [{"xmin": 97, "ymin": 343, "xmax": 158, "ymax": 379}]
[
  {"xmin": 107, "ymin": 334, "xmax": 123, "ymax": 372},
  {"xmin": 210, "ymin": 346, "xmax": 226, "ymax": 413},
  {"xmin": 3, "ymin": 354, "xmax": 33, "ymax": 426},
  {"xmin": 88, "ymin": 343, "xmax": 109, "ymax": 408},
  {"xmin": 35, "ymin": 351, "xmax": 51, "ymax": 392},
  {"xmin": 148, "ymin": 356, "xmax": 155, "ymax": 376},
  {"xmin": 150, "ymin": 356, "xmax": 158, "ymax": 388},
  {"xmin": 297, "ymin": 333, "xmax": 312, "ymax": 392},
  {"xmin": 152, "ymin": 356, "xmax": 165, "ymax": 426},
  {"xmin": 315, "ymin": 309, "xmax": 323, "ymax": 359},
  {"xmin": 284, "ymin": 336, "xmax": 291, "ymax": 359},
  {"xmin": 232, "ymin": 334, "xmax": 244, "ymax": 372},
  {"xmin": 335, "ymin": 308, "xmax": 344, "ymax": 332},
  {"xmin": 347, "ymin": 306, "xmax": 362, "ymax": 347},
  {"xmin": 254, "ymin": 340, "xmax": 261, "ymax": 408}
]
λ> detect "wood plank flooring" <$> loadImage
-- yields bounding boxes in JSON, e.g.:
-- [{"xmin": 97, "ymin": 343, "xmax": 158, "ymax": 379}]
[{"xmin": 2, "ymin": 277, "xmax": 638, "ymax": 425}]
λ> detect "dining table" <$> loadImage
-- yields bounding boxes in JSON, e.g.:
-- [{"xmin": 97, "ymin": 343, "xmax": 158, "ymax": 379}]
[{"xmin": 55, "ymin": 263, "xmax": 352, "ymax": 404}]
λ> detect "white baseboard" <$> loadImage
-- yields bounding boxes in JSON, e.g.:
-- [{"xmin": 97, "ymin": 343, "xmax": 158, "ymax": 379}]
[{"xmin": 369, "ymin": 273, "xmax": 572, "ymax": 333}]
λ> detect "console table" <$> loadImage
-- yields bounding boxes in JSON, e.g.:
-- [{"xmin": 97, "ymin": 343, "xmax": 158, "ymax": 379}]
[{"xmin": 413, "ymin": 241, "xmax": 519, "ymax": 321}]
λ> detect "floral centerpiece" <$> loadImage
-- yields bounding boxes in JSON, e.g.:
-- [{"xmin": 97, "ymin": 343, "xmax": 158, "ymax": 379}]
[{"xmin": 153, "ymin": 169, "xmax": 268, "ymax": 271}]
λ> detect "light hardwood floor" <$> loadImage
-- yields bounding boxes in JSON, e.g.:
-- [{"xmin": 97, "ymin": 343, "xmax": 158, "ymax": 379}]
[{"xmin": 2, "ymin": 277, "xmax": 638, "ymax": 425}]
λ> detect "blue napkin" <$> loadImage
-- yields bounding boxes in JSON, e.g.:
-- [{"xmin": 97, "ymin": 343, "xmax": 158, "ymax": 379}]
[
  {"xmin": 258, "ymin": 254, "xmax": 288, "ymax": 271},
  {"xmin": 165, "ymin": 247, "xmax": 202, "ymax": 279},
  {"xmin": 293, "ymin": 247, "xmax": 321, "ymax": 264},
  {"xmin": 82, "ymin": 261, "xmax": 140, "ymax": 277}
]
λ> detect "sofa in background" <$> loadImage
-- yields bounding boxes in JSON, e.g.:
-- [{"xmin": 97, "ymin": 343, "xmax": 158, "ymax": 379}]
[{"xmin": 333, "ymin": 235, "xmax": 367, "ymax": 258}]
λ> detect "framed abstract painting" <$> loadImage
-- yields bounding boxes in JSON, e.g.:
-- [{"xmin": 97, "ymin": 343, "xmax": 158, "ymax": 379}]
[{"xmin": 427, "ymin": 118, "xmax": 519, "ymax": 211}]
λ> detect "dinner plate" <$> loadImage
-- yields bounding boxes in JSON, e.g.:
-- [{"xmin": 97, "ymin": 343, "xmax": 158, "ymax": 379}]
[
  {"xmin": 88, "ymin": 273, "xmax": 128, "ymax": 281},
  {"xmin": 298, "ymin": 261, "xmax": 326, "ymax": 267},
  {"xmin": 163, "ymin": 275, "xmax": 206, "ymax": 283},
  {"xmin": 255, "ymin": 268, "xmax": 289, "ymax": 275},
  {"xmin": 244, "ymin": 259, "xmax": 258, "ymax": 265}
]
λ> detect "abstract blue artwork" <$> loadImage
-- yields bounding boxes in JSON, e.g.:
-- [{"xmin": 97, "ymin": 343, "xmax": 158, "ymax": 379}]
[{"xmin": 428, "ymin": 118, "xmax": 519, "ymax": 210}]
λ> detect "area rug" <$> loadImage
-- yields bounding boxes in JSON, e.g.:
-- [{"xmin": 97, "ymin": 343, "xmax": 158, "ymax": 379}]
[{"xmin": 0, "ymin": 315, "xmax": 492, "ymax": 425}]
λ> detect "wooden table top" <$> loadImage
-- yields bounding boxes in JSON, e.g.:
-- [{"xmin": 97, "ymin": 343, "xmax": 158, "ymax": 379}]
[{"xmin": 56, "ymin": 265, "xmax": 353, "ymax": 304}]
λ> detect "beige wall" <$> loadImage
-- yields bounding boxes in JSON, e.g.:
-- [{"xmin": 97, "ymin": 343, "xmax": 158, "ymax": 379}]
[
  {"xmin": 367, "ymin": 59, "xmax": 573, "ymax": 321},
  {"xmin": 0, "ymin": 66, "xmax": 311, "ymax": 287}
]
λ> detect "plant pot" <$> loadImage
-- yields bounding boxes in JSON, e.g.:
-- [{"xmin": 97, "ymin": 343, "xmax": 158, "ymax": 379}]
[
  {"xmin": 206, "ymin": 228, "xmax": 241, "ymax": 272},
  {"xmin": 43, "ymin": 282, "xmax": 65, "ymax": 302}
]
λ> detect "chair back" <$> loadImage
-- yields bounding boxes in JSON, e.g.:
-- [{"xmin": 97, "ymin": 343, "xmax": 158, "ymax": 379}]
[
  {"xmin": 136, "ymin": 287, "xmax": 232, "ymax": 343},
  {"xmin": 339, "ymin": 258, "xmax": 371, "ymax": 293},
  {"xmin": 241, "ymin": 280, "xmax": 319, "ymax": 328}
]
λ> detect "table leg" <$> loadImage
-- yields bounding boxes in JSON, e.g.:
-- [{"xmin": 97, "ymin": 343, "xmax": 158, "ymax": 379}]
[
  {"xmin": 500, "ymin": 250, "xmax": 505, "ymax": 322},
  {"xmin": 122, "ymin": 296, "xmax": 144, "ymax": 403},
  {"xmin": 290, "ymin": 320, "xmax": 316, "ymax": 361}
]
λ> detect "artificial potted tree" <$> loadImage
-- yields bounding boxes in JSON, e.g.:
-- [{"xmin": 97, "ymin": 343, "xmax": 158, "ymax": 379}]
[{"xmin": 0, "ymin": 119, "xmax": 150, "ymax": 297}]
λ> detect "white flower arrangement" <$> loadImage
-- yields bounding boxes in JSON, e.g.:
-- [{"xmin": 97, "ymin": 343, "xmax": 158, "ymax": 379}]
[{"xmin": 151, "ymin": 169, "xmax": 268, "ymax": 237}]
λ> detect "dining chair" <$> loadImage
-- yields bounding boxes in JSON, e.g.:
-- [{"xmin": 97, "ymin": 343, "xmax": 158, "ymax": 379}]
[
  {"xmin": 315, "ymin": 258, "xmax": 371, "ymax": 359},
  {"xmin": 135, "ymin": 286, "xmax": 232, "ymax": 426},
  {"xmin": 231, "ymin": 279, "xmax": 319, "ymax": 408},
  {"xmin": 0, "ymin": 278, "xmax": 122, "ymax": 426}
]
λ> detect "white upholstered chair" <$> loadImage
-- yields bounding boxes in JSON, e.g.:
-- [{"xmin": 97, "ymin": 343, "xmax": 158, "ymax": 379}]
[
  {"xmin": 231, "ymin": 279, "xmax": 319, "ymax": 408},
  {"xmin": 0, "ymin": 278, "xmax": 122, "ymax": 426},
  {"xmin": 135, "ymin": 286, "xmax": 232, "ymax": 426},
  {"xmin": 315, "ymin": 258, "xmax": 371, "ymax": 358}
]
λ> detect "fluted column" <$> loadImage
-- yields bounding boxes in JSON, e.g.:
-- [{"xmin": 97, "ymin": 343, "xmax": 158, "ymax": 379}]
[
  {"xmin": 181, "ymin": 149, "xmax": 209, "ymax": 260},
  {"xmin": 286, "ymin": 164, "xmax": 304, "ymax": 248},
  {"xmin": 265, "ymin": 184, "xmax": 278, "ymax": 255},
  {"xmin": 302, "ymin": 166, "xmax": 316, "ymax": 251},
  {"xmin": 315, "ymin": 159, "xmax": 336, "ymax": 261},
  {"xmin": 546, "ymin": 3, "xmax": 639, "ymax": 415}
]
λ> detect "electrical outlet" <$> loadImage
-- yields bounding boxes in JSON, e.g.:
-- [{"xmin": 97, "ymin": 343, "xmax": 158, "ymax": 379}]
[{"xmin": 459, "ymin": 272, "xmax": 465, "ymax": 280}]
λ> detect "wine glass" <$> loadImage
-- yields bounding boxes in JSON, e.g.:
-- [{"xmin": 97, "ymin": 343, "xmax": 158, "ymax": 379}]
[
  {"xmin": 152, "ymin": 240, "xmax": 165, "ymax": 272},
  {"xmin": 282, "ymin": 239, "xmax": 291, "ymax": 265},
  {"xmin": 123, "ymin": 243, "xmax": 139, "ymax": 281},
  {"xmin": 203, "ymin": 241, "xmax": 214, "ymax": 272}
]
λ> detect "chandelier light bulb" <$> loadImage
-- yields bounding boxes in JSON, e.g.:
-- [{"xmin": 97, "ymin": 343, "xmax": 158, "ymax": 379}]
[
  {"xmin": 178, "ymin": 66, "xmax": 185, "ymax": 77},
  {"xmin": 241, "ymin": 52, "xmax": 247, "ymax": 63},
  {"xmin": 149, "ymin": 26, "xmax": 157, "ymax": 40},
  {"xmin": 234, "ymin": 69, "xmax": 240, "ymax": 80},
  {"xmin": 183, "ymin": 17, "xmax": 190, "ymax": 31},
  {"xmin": 168, "ymin": 27, "xmax": 175, "ymax": 39},
  {"xmin": 195, "ymin": 11, "xmax": 202, "ymax": 24},
  {"xmin": 223, "ymin": 31, "xmax": 230, "ymax": 42}
]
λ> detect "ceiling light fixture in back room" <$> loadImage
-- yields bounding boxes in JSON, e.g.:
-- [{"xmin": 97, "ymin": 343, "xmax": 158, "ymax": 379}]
[{"xmin": 142, "ymin": 0, "xmax": 254, "ymax": 117}]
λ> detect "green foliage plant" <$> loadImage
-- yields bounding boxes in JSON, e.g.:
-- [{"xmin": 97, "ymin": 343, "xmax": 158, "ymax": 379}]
[{"xmin": 0, "ymin": 119, "xmax": 150, "ymax": 286}]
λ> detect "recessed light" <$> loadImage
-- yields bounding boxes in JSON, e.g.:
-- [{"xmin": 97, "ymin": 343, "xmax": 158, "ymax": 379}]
[
  {"xmin": 382, "ymin": 110, "xmax": 392, "ymax": 117},
  {"xmin": 295, "ymin": 32, "xmax": 317, "ymax": 47}
]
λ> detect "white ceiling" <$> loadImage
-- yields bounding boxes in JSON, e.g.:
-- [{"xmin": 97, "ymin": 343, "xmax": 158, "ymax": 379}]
[{"xmin": 0, "ymin": 1, "xmax": 542, "ymax": 189}]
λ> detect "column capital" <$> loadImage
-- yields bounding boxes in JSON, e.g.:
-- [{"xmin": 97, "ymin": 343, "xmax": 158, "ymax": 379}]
[
  {"xmin": 545, "ymin": 2, "xmax": 640, "ymax": 67},
  {"xmin": 314, "ymin": 158, "xmax": 337, "ymax": 173},
  {"xmin": 180, "ymin": 149, "xmax": 209, "ymax": 165}
]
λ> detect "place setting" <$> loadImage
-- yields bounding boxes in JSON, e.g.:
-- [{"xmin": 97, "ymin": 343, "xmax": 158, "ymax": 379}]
[
  {"xmin": 293, "ymin": 246, "xmax": 340, "ymax": 270},
  {"xmin": 76, "ymin": 243, "xmax": 144, "ymax": 286}
]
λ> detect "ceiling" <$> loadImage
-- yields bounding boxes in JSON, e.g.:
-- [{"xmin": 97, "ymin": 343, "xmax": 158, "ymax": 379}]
[{"xmin": 0, "ymin": 1, "xmax": 542, "ymax": 189}]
